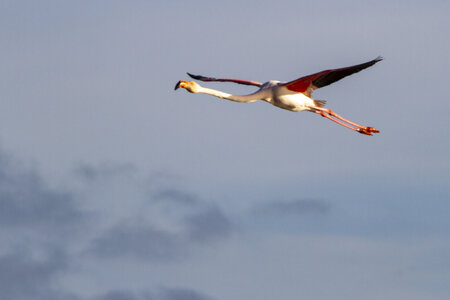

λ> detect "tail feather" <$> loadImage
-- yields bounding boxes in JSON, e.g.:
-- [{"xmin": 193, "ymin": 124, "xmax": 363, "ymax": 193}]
[{"xmin": 313, "ymin": 100, "xmax": 326, "ymax": 108}]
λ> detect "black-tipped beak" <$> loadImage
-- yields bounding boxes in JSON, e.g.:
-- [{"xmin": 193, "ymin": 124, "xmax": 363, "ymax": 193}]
[{"xmin": 174, "ymin": 80, "xmax": 182, "ymax": 90}]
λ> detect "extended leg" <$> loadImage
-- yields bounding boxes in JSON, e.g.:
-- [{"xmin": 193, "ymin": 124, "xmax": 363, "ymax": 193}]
[
  {"xmin": 315, "ymin": 110, "xmax": 372, "ymax": 135},
  {"xmin": 322, "ymin": 108, "xmax": 379, "ymax": 134},
  {"xmin": 312, "ymin": 107, "xmax": 379, "ymax": 135}
]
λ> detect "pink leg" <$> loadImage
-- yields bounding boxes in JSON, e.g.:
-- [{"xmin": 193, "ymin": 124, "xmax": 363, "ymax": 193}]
[
  {"xmin": 325, "ymin": 108, "xmax": 379, "ymax": 134},
  {"xmin": 312, "ymin": 107, "xmax": 379, "ymax": 135}
]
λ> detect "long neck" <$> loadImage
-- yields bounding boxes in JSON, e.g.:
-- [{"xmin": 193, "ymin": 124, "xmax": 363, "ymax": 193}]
[{"xmin": 196, "ymin": 86, "xmax": 262, "ymax": 103}]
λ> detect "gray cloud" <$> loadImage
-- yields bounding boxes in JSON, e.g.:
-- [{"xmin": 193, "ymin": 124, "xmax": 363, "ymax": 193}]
[
  {"xmin": 0, "ymin": 146, "xmax": 225, "ymax": 299},
  {"xmin": 87, "ymin": 222, "xmax": 186, "ymax": 262},
  {"xmin": 254, "ymin": 198, "xmax": 331, "ymax": 216},
  {"xmin": 92, "ymin": 287, "xmax": 214, "ymax": 300},
  {"xmin": 85, "ymin": 179, "xmax": 234, "ymax": 262},
  {"xmin": 185, "ymin": 206, "xmax": 232, "ymax": 243},
  {"xmin": 158, "ymin": 287, "xmax": 214, "ymax": 300},
  {"xmin": 74, "ymin": 163, "xmax": 137, "ymax": 183},
  {"xmin": 0, "ymin": 148, "xmax": 87, "ymax": 300},
  {"xmin": 0, "ymin": 151, "xmax": 86, "ymax": 235},
  {"xmin": 152, "ymin": 189, "xmax": 233, "ymax": 242},
  {"xmin": 87, "ymin": 205, "xmax": 233, "ymax": 261},
  {"xmin": 0, "ymin": 249, "xmax": 78, "ymax": 300},
  {"xmin": 153, "ymin": 188, "xmax": 199, "ymax": 205},
  {"xmin": 93, "ymin": 290, "xmax": 153, "ymax": 300}
]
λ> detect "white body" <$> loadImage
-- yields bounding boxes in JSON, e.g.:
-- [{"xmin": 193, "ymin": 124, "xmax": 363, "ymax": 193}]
[{"xmin": 262, "ymin": 80, "xmax": 315, "ymax": 112}]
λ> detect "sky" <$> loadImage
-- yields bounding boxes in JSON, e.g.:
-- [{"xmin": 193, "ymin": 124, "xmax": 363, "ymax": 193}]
[{"xmin": 1, "ymin": 0, "xmax": 450, "ymax": 299}]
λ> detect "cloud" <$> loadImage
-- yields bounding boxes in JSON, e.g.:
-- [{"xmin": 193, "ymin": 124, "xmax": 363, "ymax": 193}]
[
  {"xmin": 92, "ymin": 287, "xmax": 214, "ymax": 300},
  {"xmin": 86, "ymin": 205, "xmax": 233, "ymax": 262},
  {"xmin": 0, "ymin": 249, "xmax": 78, "ymax": 300},
  {"xmin": 85, "ymin": 181, "xmax": 234, "ymax": 262},
  {"xmin": 0, "ymin": 148, "xmax": 88, "ymax": 300},
  {"xmin": 87, "ymin": 221, "xmax": 186, "ymax": 262},
  {"xmin": 158, "ymin": 287, "xmax": 214, "ymax": 300},
  {"xmin": 0, "ymin": 150, "xmax": 87, "ymax": 235},
  {"xmin": 185, "ymin": 206, "xmax": 232, "ymax": 243},
  {"xmin": 0, "ymin": 147, "xmax": 225, "ymax": 298},
  {"xmin": 93, "ymin": 290, "xmax": 153, "ymax": 300},
  {"xmin": 153, "ymin": 188, "xmax": 199, "ymax": 205},
  {"xmin": 151, "ymin": 189, "xmax": 233, "ymax": 243},
  {"xmin": 74, "ymin": 163, "xmax": 137, "ymax": 183},
  {"xmin": 254, "ymin": 198, "xmax": 331, "ymax": 216}
]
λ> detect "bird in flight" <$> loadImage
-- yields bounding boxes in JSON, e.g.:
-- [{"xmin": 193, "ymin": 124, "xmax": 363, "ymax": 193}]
[{"xmin": 175, "ymin": 57, "xmax": 382, "ymax": 135}]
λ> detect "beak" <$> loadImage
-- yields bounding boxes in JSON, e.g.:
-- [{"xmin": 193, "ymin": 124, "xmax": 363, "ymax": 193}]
[{"xmin": 174, "ymin": 80, "xmax": 188, "ymax": 90}]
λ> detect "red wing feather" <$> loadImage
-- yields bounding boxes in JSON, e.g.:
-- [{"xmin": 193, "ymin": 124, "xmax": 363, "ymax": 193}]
[
  {"xmin": 284, "ymin": 57, "xmax": 382, "ymax": 93},
  {"xmin": 187, "ymin": 73, "xmax": 262, "ymax": 87}
]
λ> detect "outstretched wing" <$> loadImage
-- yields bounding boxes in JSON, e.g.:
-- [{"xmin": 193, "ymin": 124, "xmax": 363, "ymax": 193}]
[
  {"xmin": 283, "ymin": 57, "xmax": 382, "ymax": 95},
  {"xmin": 187, "ymin": 73, "xmax": 263, "ymax": 87}
]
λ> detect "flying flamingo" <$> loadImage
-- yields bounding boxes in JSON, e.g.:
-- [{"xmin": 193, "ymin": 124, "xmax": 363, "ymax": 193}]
[{"xmin": 175, "ymin": 57, "xmax": 382, "ymax": 135}]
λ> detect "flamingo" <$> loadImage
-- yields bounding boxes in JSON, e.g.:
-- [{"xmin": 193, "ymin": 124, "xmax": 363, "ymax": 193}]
[{"xmin": 175, "ymin": 57, "xmax": 382, "ymax": 135}]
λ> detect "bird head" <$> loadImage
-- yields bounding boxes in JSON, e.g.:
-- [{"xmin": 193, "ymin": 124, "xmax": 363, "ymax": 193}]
[{"xmin": 174, "ymin": 80, "xmax": 200, "ymax": 93}]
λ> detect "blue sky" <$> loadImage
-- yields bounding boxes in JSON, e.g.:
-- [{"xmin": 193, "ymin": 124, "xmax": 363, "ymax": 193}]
[{"xmin": 1, "ymin": 1, "xmax": 450, "ymax": 299}]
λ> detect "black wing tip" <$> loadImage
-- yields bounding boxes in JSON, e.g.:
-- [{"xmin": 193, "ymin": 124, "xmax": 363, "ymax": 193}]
[
  {"xmin": 187, "ymin": 72, "xmax": 201, "ymax": 80},
  {"xmin": 174, "ymin": 80, "xmax": 181, "ymax": 90},
  {"xmin": 374, "ymin": 56, "xmax": 383, "ymax": 62}
]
